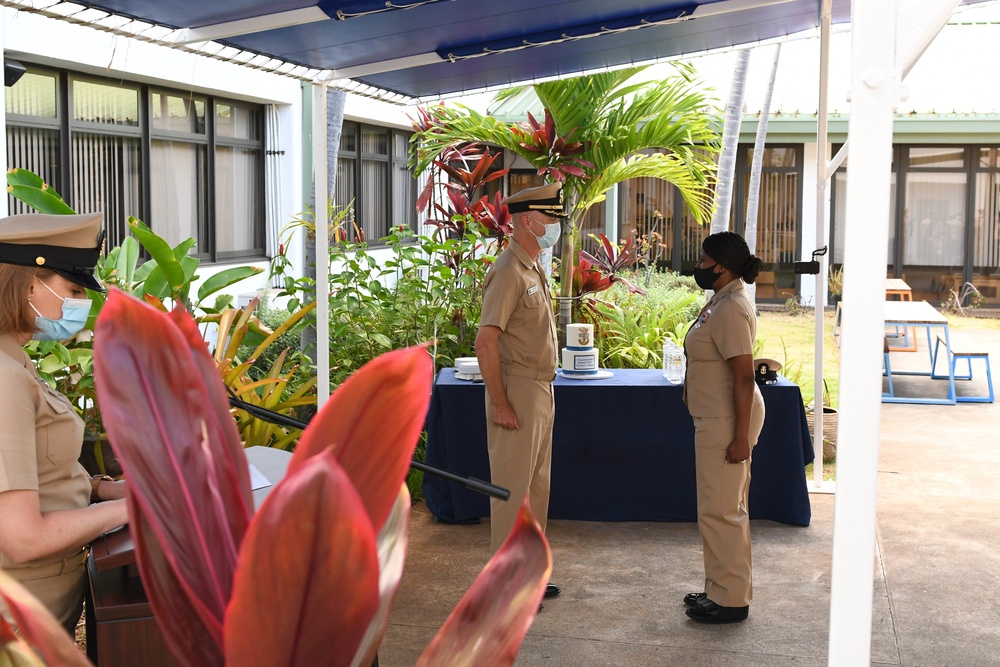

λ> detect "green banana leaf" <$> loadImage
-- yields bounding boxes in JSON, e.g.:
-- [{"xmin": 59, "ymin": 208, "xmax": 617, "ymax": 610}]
[
  {"xmin": 6, "ymin": 184, "xmax": 75, "ymax": 215},
  {"xmin": 197, "ymin": 266, "xmax": 265, "ymax": 311},
  {"xmin": 127, "ymin": 217, "xmax": 186, "ymax": 289}
]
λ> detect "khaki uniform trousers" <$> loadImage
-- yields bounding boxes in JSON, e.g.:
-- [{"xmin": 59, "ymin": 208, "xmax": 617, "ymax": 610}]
[
  {"xmin": 3, "ymin": 549, "xmax": 87, "ymax": 634},
  {"xmin": 485, "ymin": 372, "xmax": 554, "ymax": 553},
  {"xmin": 693, "ymin": 391, "xmax": 765, "ymax": 608}
]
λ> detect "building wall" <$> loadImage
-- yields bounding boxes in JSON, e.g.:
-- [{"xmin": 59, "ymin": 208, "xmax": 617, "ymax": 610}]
[{"xmin": 1, "ymin": 6, "xmax": 421, "ymax": 302}]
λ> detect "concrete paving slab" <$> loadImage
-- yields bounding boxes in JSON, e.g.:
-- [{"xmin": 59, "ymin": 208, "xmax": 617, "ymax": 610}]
[{"xmin": 378, "ymin": 317, "xmax": 1000, "ymax": 666}]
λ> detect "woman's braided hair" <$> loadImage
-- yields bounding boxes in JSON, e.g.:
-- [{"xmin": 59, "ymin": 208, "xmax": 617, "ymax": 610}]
[{"xmin": 702, "ymin": 231, "xmax": 763, "ymax": 284}]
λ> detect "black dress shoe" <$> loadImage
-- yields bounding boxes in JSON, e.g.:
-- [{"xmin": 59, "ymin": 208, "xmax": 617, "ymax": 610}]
[
  {"xmin": 544, "ymin": 583, "xmax": 561, "ymax": 599},
  {"xmin": 683, "ymin": 592, "xmax": 706, "ymax": 607},
  {"xmin": 685, "ymin": 599, "xmax": 749, "ymax": 624}
]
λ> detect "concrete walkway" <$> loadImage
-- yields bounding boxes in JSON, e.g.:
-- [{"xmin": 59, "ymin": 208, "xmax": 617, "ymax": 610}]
[{"xmin": 378, "ymin": 330, "xmax": 1000, "ymax": 666}]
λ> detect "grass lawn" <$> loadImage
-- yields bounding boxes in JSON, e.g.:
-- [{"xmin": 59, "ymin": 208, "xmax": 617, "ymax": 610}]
[{"xmin": 756, "ymin": 309, "xmax": 840, "ymax": 409}]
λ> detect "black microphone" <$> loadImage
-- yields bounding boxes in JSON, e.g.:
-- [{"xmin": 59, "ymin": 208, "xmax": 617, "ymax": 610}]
[{"xmin": 226, "ymin": 389, "xmax": 510, "ymax": 501}]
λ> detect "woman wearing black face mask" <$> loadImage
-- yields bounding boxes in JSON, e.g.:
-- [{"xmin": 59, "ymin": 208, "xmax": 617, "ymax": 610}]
[{"xmin": 681, "ymin": 231, "xmax": 765, "ymax": 624}]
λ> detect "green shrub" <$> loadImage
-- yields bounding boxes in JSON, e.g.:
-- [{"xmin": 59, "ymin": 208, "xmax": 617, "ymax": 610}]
[
  {"xmin": 271, "ymin": 220, "xmax": 496, "ymax": 502},
  {"xmin": 586, "ymin": 269, "xmax": 704, "ymax": 369}
]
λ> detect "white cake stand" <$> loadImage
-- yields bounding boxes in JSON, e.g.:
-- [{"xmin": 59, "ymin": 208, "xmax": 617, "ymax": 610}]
[{"xmin": 558, "ymin": 369, "xmax": 614, "ymax": 380}]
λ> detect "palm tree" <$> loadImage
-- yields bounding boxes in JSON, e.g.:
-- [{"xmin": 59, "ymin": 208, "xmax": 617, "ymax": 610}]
[
  {"xmin": 411, "ymin": 65, "xmax": 720, "ymax": 336},
  {"xmin": 744, "ymin": 44, "xmax": 782, "ymax": 305},
  {"xmin": 710, "ymin": 49, "xmax": 751, "ymax": 235}
]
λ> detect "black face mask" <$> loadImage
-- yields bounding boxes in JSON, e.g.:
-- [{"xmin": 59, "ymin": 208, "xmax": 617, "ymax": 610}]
[{"xmin": 693, "ymin": 263, "xmax": 721, "ymax": 290}]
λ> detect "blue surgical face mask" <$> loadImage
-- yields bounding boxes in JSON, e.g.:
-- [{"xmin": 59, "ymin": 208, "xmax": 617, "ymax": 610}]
[
  {"xmin": 29, "ymin": 279, "xmax": 92, "ymax": 341},
  {"xmin": 532, "ymin": 217, "xmax": 562, "ymax": 250}
]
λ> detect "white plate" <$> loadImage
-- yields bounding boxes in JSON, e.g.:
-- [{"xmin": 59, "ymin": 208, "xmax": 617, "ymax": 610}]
[
  {"xmin": 558, "ymin": 369, "xmax": 614, "ymax": 380},
  {"xmin": 455, "ymin": 372, "xmax": 483, "ymax": 382}
]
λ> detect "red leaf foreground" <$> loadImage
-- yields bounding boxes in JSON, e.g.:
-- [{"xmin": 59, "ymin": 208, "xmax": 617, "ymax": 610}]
[
  {"xmin": 416, "ymin": 500, "xmax": 551, "ymax": 667},
  {"xmin": 94, "ymin": 289, "xmax": 253, "ymax": 663},
  {"xmin": 289, "ymin": 345, "xmax": 433, "ymax": 532},
  {"xmin": 224, "ymin": 451, "xmax": 380, "ymax": 667}
]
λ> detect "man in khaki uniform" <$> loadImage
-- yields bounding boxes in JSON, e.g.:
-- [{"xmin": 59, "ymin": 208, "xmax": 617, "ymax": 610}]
[
  {"xmin": 682, "ymin": 231, "xmax": 766, "ymax": 624},
  {"xmin": 476, "ymin": 182, "xmax": 563, "ymax": 600},
  {"xmin": 0, "ymin": 213, "xmax": 128, "ymax": 633}
]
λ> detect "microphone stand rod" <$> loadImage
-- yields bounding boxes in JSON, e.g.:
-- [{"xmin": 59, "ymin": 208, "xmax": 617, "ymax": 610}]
[{"xmin": 226, "ymin": 392, "xmax": 510, "ymax": 502}]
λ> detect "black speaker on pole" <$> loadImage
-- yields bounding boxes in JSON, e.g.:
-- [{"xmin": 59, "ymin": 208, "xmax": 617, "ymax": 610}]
[{"xmin": 4, "ymin": 59, "xmax": 26, "ymax": 87}]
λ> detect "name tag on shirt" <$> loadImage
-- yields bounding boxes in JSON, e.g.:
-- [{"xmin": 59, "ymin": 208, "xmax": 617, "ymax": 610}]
[{"xmin": 527, "ymin": 285, "xmax": 539, "ymax": 296}]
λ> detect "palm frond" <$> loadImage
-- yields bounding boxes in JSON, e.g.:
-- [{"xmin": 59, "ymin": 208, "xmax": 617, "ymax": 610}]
[{"xmin": 581, "ymin": 152, "xmax": 717, "ymax": 225}]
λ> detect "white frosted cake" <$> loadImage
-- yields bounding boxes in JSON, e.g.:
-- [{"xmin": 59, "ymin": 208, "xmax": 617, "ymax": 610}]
[
  {"xmin": 562, "ymin": 323, "xmax": 599, "ymax": 376},
  {"xmin": 454, "ymin": 357, "xmax": 481, "ymax": 381}
]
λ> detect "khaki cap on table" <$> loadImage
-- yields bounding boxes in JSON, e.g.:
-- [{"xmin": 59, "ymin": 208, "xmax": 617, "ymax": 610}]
[
  {"xmin": 502, "ymin": 182, "xmax": 568, "ymax": 218},
  {"xmin": 0, "ymin": 212, "xmax": 106, "ymax": 291}
]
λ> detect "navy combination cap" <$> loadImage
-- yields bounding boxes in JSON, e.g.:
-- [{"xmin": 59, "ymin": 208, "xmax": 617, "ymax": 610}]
[
  {"xmin": 0, "ymin": 212, "xmax": 106, "ymax": 292},
  {"xmin": 502, "ymin": 182, "xmax": 567, "ymax": 218}
]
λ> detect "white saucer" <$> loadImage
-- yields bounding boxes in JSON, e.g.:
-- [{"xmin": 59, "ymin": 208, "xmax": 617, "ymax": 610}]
[{"xmin": 558, "ymin": 369, "xmax": 613, "ymax": 380}]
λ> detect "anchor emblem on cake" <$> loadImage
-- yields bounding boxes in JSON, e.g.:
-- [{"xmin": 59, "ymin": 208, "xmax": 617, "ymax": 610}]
[{"xmin": 577, "ymin": 330, "xmax": 591, "ymax": 346}]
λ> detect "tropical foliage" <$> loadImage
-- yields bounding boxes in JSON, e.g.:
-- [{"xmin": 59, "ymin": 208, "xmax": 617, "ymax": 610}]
[
  {"xmin": 570, "ymin": 233, "xmax": 644, "ymax": 320},
  {"xmin": 273, "ymin": 146, "xmax": 510, "ymax": 383},
  {"xmin": 272, "ymin": 224, "xmax": 492, "ymax": 386},
  {"xmin": 410, "ymin": 66, "xmax": 720, "ymax": 321},
  {"xmin": 585, "ymin": 272, "xmax": 704, "ymax": 369},
  {"xmin": 216, "ymin": 298, "xmax": 318, "ymax": 449},
  {"xmin": 416, "ymin": 144, "xmax": 511, "ymax": 242},
  {"xmin": 81, "ymin": 290, "xmax": 549, "ymax": 666},
  {"xmin": 7, "ymin": 169, "xmax": 289, "ymax": 450}
]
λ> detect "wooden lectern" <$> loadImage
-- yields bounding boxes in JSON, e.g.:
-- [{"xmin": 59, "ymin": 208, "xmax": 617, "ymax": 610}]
[{"xmin": 85, "ymin": 447, "xmax": 292, "ymax": 665}]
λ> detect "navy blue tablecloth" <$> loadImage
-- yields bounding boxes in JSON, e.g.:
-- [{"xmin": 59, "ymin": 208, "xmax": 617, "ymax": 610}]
[{"xmin": 423, "ymin": 369, "xmax": 813, "ymax": 526}]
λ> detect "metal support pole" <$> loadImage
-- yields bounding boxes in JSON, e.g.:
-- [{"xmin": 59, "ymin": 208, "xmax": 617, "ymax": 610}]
[
  {"xmin": 812, "ymin": 0, "xmax": 833, "ymax": 492},
  {"xmin": 313, "ymin": 80, "xmax": 331, "ymax": 407}
]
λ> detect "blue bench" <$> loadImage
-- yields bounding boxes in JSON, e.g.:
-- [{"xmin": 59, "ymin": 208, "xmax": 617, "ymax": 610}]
[
  {"xmin": 931, "ymin": 333, "xmax": 994, "ymax": 403},
  {"xmin": 883, "ymin": 337, "xmax": 895, "ymax": 398}
]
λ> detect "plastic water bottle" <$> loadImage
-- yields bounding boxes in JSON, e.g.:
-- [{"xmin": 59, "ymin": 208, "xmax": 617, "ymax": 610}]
[{"xmin": 663, "ymin": 339, "xmax": 685, "ymax": 384}]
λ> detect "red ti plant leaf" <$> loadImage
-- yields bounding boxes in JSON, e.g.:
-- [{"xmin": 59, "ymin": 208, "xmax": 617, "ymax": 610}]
[
  {"xmin": 93, "ymin": 289, "xmax": 253, "ymax": 659},
  {"xmin": 289, "ymin": 345, "xmax": 432, "ymax": 533},
  {"xmin": 572, "ymin": 256, "xmax": 612, "ymax": 297},
  {"xmin": 415, "ymin": 499, "xmax": 551, "ymax": 667},
  {"xmin": 0, "ymin": 569, "xmax": 93, "ymax": 667},
  {"xmin": 129, "ymin": 498, "xmax": 226, "ymax": 666},
  {"xmin": 350, "ymin": 486, "xmax": 411, "ymax": 667},
  {"xmin": 224, "ymin": 451, "xmax": 380, "ymax": 667},
  {"xmin": 578, "ymin": 234, "xmax": 646, "ymax": 296},
  {"xmin": 416, "ymin": 175, "xmax": 435, "ymax": 213}
]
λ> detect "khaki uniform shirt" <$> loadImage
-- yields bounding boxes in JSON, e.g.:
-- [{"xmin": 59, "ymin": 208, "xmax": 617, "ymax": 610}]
[
  {"xmin": 683, "ymin": 279, "xmax": 759, "ymax": 418},
  {"xmin": 480, "ymin": 240, "xmax": 558, "ymax": 375},
  {"xmin": 0, "ymin": 332, "xmax": 90, "ymax": 573}
]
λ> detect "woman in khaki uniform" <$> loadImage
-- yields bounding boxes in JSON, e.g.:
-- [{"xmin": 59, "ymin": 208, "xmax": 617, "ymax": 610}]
[
  {"xmin": 682, "ymin": 231, "xmax": 765, "ymax": 624},
  {"xmin": 0, "ymin": 213, "xmax": 128, "ymax": 633}
]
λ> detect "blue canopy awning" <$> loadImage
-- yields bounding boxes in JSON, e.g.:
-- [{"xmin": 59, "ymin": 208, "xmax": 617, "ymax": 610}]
[{"xmin": 72, "ymin": 0, "xmax": 853, "ymax": 100}]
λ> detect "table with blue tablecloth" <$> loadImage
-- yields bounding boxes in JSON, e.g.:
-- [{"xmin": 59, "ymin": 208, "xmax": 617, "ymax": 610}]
[{"xmin": 423, "ymin": 368, "xmax": 813, "ymax": 526}]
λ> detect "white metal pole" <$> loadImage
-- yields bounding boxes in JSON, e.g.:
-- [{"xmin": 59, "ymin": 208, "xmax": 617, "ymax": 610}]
[
  {"xmin": 828, "ymin": 0, "xmax": 897, "ymax": 661},
  {"xmin": 829, "ymin": 1, "xmax": 962, "ymax": 661},
  {"xmin": 0, "ymin": 6, "xmax": 8, "ymax": 218},
  {"xmin": 812, "ymin": 0, "xmax": 832, "ymax": 491},
  {"xmin": 313, "ymin": 80, "xmax": 330, "ymax": 407}
]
